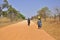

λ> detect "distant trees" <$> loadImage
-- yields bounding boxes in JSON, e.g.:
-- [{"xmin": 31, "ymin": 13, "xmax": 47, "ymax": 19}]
[
  {"xmin": 31, "ymin": 6, "xmax": 60, "ymax": 23},
  {"xmin": 37, "ymin": 7, "xmax": 51, "ymax": 21}
]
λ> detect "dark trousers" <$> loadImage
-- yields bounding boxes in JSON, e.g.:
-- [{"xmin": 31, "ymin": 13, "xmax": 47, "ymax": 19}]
[
  {"xmin": 38, "ymin": 25, "xmax": 41, "ymax": 29},
  {"xmin": 28, "ymin": 21, "xmax": 30, "ymax": 26}
]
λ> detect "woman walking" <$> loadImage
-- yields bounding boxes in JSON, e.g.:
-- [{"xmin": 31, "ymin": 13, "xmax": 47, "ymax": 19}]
[{"xmin": 37, "ymin": 16, "xmax": 42, "ymax": 29}]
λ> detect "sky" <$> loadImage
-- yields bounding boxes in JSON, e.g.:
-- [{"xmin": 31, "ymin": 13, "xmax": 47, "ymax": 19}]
[{"xmin": 0, "ymin": 0, "xmax": 60, "ymax": 18}]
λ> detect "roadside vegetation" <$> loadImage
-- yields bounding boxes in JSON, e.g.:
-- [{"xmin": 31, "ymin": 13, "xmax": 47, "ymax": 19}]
[
  {"xmin": 31, "ymin": 7, "xmax": 60, "ymax": 40},
  {"xmin": 0, "ymin": 0, "xmax": 25, "ymax": 27}
]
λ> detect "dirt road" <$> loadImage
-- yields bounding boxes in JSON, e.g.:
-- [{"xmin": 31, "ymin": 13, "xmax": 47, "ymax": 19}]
[{"xmin": 0, "ymin": 20, "xmax": 56, "ymax": 40}]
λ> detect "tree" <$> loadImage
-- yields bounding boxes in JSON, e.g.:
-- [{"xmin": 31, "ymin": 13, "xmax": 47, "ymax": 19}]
[
  {"xmin": 37, "ymin": 7, "xmax": 51, "ymax": 21},
  {"xmin": 2, "ymin": 11, "xmax": 7, "ymax": 17},
  {"xmin": 3, "ymin": 0, "xmax": 9, "ymax": 8},
  {"xmin": 0, "ymin": 7, "xmax": 2, "ymax": 17},
  {"xmin": 0, "ymin": 0, "xmax": 25, "ymax": 22},
  {"xmin": 54, "ymin": 14, "xmax": 57, "ymax": 22},
  {"xmin": 0, "ymin": 0, "xmax": 9, "ymax": 18},
  {"xmin": 8, "ymin": 5, "xmax": 15, "ymax": 21},
  {"xmin": 55, "ymin": 8, "xmax": 60, "ymax": 21},
  {"xmin": 8, "ymin": 5, "xmax": 25, "ymax": 21}
]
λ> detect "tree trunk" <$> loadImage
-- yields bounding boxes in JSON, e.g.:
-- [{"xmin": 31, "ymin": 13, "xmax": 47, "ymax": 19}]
[
  {"xmin": 44, "ymin": 13, "xmax": 46, "ymax": 21},
  {"xmin": 59, "ymin": 14, "xmax": 60, "ymax": 21}
]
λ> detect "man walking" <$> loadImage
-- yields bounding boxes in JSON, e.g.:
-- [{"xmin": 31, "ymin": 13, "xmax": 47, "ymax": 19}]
[{"xmin": 27, "ymin": 18, "xmax": 30, "ymax": 26}]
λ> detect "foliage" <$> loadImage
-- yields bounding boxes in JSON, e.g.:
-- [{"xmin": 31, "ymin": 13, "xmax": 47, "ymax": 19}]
[
  {"xmin": 0, "ymin": 0, "xmax": 25, "ymax": 21},
  {"xmin": 37, "ymin": 7, "xmax": 51, "ymax": 21}
]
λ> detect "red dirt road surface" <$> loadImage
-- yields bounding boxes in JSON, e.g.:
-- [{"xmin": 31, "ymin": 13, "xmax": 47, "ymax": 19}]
[{"xmin": 0, "ymin": 20, "xmax": 56, "ymax": 40}]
